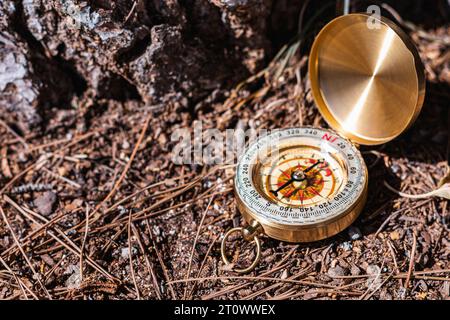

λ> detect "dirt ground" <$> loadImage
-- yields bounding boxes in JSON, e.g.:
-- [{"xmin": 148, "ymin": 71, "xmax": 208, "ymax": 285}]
[{"xmin": 0, "ymin": 1, "xmax": 449, "ymax": 300}]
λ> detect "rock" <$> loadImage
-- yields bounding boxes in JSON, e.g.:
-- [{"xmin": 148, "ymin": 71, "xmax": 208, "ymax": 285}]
[
  {"xmin": 390, "ymin": 164, "xmax": 401, "ymax": 174},
  {"xmin": 280, "ymin": 269, "xmax": 289, "ymax": 280},
  {"xmin": 210, "ymin": 0, "xmax": 272, "ymax": 72},
  {"xmin": 348, "ymin": 226, "xmax": 362, "ymax": 240},
  {"xmin": 34, "ymin": 191, "xmax": 57, "ymax": 216},
  {"xmin": 316, "ymin": 273, "xmax": 332, "ymax": 282},
  {"xmin": 327, "ymin": 265, "xmax": 348, "ymax": 278},
  {"xmin": 440, "ymin": 281, "xmax": 449, "ymax": 298},
  {"xmin": 339, "ymin": 241, "xmax": 353, "ymax": 251},
  {"xmin": 64, "ymin": 264, "xmax": 81, "ymax": 289},
  {"xmin": 366, "ymin": 264, "xmax": 381, "ymax": 276},
  {"xmin": 121, "ymin": 139, "xmax": 130, "ymax": 150},
  {"xmin": 120, "ymin": 246, "xmax": 137, "ymax": 259},
  {"xmin": 0, "ymin": 31, "xmax": 42, "ymax": 132},
  {"xmin": 1, "ymin": 0, "xmax": 307, "ymax": 132},
  {"xmin": 417, "ymin": 280, "xmax": 428, "ymax": 292},
  {"xmin": 1, "ymin": 0, "xmax": 90, "ymax": 133},
  {"xmin": 366, "ymin": 264, "xmax": 382, "ymax": 288},
  {"xmin": 351, "ymin": 265, "xmax": 361, "ymax": 276}
]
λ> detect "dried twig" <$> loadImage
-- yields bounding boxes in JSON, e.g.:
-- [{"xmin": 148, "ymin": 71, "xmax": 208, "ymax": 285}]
[
  {"xmin": 86, "ymin": 115, "xmax": 151, "ymax": 225},
  {"xmin": 145, "ymin": 218, "xmax": 176, "ymax": 299},
  {"xmin": 183, "ymin": 195, "xmax": 215, "ymax": 299},
  {"xmin": 80, "ymin": 204, "xmax": 90, "ymax": 282},
  {"xmin": 127, "ymin": 210, "xmax": 141, "ymax": 299},
  {"xmin": 405, "ymin": 232, "xmax": 417, "ymax": 290},
  {"xmin": 0, "ymin": 205, "xmax": 52, "ymax": 299},
  {"xmin": 123, "ymin": 1, "xmax": 138, "ymax": 24},
  {"xmin": 131, "ymin": 223, "xmax": 162, "ymax": 299},
  {"xmin": 0, "ymin": 118, "xmax": 29, "ymax": 149},
  {"xmin": 0, "ymin": 256, "xmax": 36, "ymax": 300},
  {"xmin": 3, "ymin": 195, "xmax": 118, "ymax": 281}
]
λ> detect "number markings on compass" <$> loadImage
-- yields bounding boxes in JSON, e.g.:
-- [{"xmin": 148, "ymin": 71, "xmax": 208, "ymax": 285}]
[{"xmin": 235, "ymin": 127, "xmax": 366, "ymax": 225}]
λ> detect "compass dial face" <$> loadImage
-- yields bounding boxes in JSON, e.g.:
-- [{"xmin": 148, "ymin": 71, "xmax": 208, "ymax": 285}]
[
  {"xmin": 262, "ymin": 147, "xmax": 343, "ymax": 207},
  {"xmin": 235, "ymin": 128, "xmax": 367, "ymax": 227}
]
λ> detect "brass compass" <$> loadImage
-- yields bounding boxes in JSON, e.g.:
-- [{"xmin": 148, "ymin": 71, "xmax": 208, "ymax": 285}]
[{"xmin": 221, "ymin": 13, "xmax": 425, "ymax": 273}]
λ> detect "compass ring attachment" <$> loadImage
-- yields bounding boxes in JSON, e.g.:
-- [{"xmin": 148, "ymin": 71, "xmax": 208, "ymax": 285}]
[{"xmin": 220, "ymin": 221, "xmax": 262, "ymax": 274}]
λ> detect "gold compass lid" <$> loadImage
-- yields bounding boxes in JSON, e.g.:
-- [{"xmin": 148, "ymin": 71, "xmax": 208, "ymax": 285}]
[{"xmin": 309, "ymin": 13, "xmax": 425, "ymax": 145}]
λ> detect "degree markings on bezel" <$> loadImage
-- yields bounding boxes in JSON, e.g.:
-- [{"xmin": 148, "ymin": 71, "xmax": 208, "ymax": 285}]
[{"xmin": 235, "ymin": 127, "xmax": 366, "ymax": 226}]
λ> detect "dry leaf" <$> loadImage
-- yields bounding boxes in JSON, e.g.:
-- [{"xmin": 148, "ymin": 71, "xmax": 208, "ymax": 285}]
[
  {"xmin": 390, "ymin": 231, "xmax": 400, "ymax": 241},
  {"xmin": 384, "ymin": 181, "xmax": 450, "ymax": 200},
  {"xmin": 438, "ymin": 165, "xmax": 450, "ymax": 187}
]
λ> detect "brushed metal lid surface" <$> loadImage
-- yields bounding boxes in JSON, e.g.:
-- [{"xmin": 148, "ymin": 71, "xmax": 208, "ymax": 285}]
[{"xmin": 309, "ymin": 13, "xmax": 425, "ymax": 145}]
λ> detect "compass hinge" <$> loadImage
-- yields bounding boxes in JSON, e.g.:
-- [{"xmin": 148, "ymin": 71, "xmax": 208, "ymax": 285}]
[{"xmin": 242, "ymin": 220, "xmax": 263, "ymax": 241}]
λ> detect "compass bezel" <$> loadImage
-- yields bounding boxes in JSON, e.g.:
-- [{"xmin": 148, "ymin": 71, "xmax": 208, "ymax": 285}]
[{"xmin": 234, "ymin": 127, "xmax": 368, "ymax": 242}]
